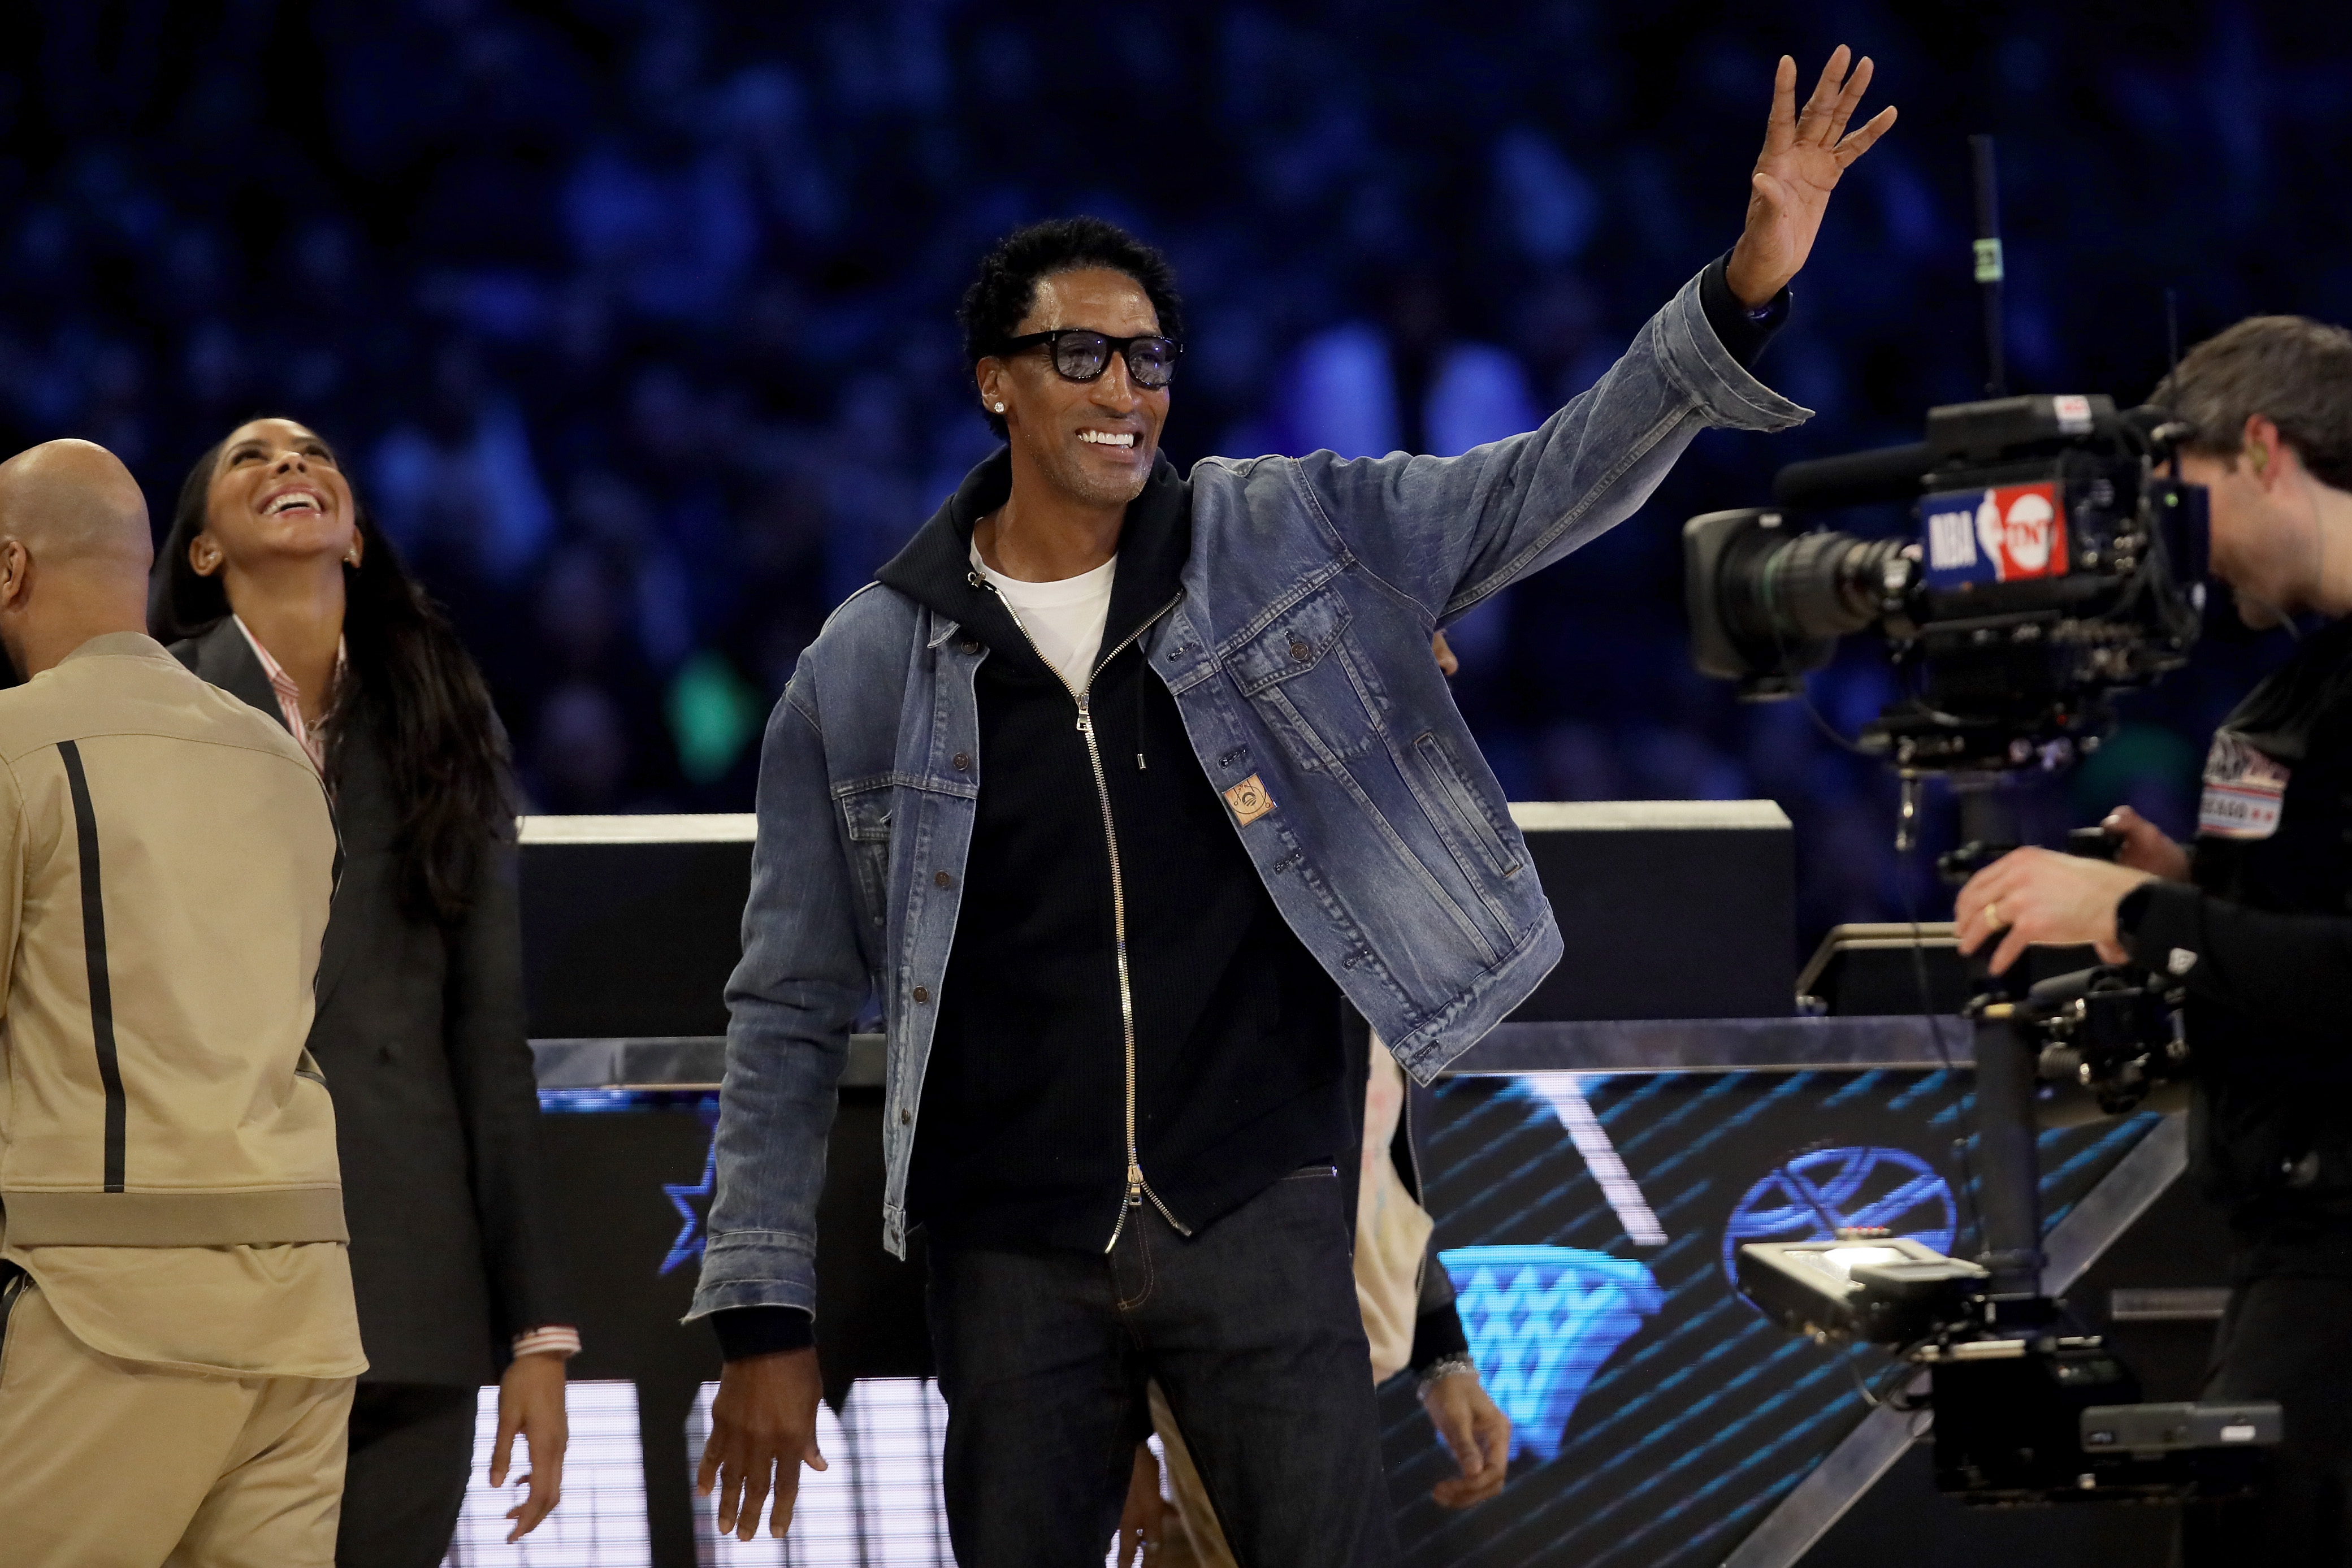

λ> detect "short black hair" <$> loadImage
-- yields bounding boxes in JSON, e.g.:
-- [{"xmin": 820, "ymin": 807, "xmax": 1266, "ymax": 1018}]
[
  {"xmin": 958, "ymin": 216, "xmax": 1184, "ymax": 437},
  {"xmin": 2154, "ymin": 315, "xmax": 2352, "ymax": 491}
]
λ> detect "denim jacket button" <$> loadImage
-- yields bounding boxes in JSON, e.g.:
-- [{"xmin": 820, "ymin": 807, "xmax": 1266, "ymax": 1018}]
[
  {"xmin": 952, "ymin": 752, "xmax": 971, "ymax": 771},
  {"xmin": 934, "ymin": 870, "xmax": 953, "ymax": 888},
  {"xmin": 899, "ymin": 1108, "xmax": 912, "ymax": 1125},
  {"xmin": 912, "ymin": 986, "xmax": 930, "ymax": 1003},
  {"xmin": 959, "ymin": 638, "xmax": 982, "ymax": 655},
  {"xmin": 1288, "ymin": 638, "xmax": 1311, "ymax": 662}
]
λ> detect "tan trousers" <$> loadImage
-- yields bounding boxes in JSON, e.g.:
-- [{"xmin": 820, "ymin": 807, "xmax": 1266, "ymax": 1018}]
[
  {"xmin": 0, "ymin": 1281, "xmax": 355, "ymax": 1567},
  {"xmin": 1149, "ymin": 1380, "xmax": 1240, "ymax": 1568}
]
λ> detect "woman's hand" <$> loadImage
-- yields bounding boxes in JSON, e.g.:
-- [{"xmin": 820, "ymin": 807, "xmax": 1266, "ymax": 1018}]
[
  {"xmin": 492, "ymin": 1351, "xmax": 569, "ymax": 1541},
  {"xmin": 1725, "ymin": 47, "xmax": 1898, "ymax": 309}
]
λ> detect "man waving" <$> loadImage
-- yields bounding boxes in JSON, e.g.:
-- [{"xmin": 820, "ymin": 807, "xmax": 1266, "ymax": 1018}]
[{"xmin": 697, "ymin": 49, "xmax": 1893, "ymax": 1567}]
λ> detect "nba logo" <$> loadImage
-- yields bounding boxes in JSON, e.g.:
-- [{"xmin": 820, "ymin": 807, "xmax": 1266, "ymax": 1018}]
[{"xmin": 1970, "ymin": 482, "xmax": 2066, "ymax": 582}]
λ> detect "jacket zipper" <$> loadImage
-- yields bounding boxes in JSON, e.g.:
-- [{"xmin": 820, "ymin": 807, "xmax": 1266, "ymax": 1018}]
[{"xmin": 968, "ymin": 574, "xmax": 1191, "ymax": 1250}]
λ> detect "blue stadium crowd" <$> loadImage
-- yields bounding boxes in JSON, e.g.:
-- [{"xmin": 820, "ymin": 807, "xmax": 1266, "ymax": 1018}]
[{"xmin": 0, "ymin": 0, "xmax": 2343, "ymax": 952}]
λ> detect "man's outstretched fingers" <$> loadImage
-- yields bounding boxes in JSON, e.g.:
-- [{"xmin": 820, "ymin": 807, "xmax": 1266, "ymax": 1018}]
[
  {"xmin": 768, "ymin": 1441, "xmax": 826, "ymax": 1539},
  {"xmin": 1764, "ymin": 54, "xmax": 1799, "ymax": 152},
  {"xmin": 1822, "ymin": 56, "xmax": 1874, "ymax": 144},
  {"xmin": 1835, "ymin": 106, "xmax": 1899, "ymax": 166},
  {"xmin": 695, "ymin": 1441, "xmax": 721, "ymax": 1502},
  {"xmin": 701, "ymin": 1440, "xmax": 744, "ymax": 1535},
  {"xmin": 736, "ymin": 1453, "xmax": 775, "ymax": 1543},
  {"xmin": 1799, "ymin": 45, "xmax": 1852, "ymax": 132}
]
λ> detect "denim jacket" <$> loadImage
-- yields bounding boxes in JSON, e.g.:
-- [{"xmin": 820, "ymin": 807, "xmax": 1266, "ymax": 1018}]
[{"xmin": 688, "ymin": 267, "xmax": 1809, "ymax": 1320}]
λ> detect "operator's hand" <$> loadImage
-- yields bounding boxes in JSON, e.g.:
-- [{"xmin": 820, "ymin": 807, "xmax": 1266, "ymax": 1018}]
[
  {"xmin": 2102, "ymin": 805, "xmax": 2192, "ymax": 882},
  {"xmin": 1955, "ymin": 847, "xmax": 2155, "ymax": 975},
  {"xmin": 696, "ymin": 1347, "xmax": 828, "ymax": 1541},
  {"xmin": 491, "ymin": 1351, "xmax": 569, "ymax": 1541},
  {"xmin": 1114, "ymin": 1442, "xmax": 1166, "ymax": 1565},
  {"xmin": 1421, "ymin": 1371, "xmax": 1511, "ymax": 1509},
  {"xmin": 1726, "ymin": 47, "xmax": 1899, "ymax": 309}
]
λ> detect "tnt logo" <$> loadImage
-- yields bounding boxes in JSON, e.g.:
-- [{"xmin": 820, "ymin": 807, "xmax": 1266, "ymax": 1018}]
[{"xmin": 1923, "ymin": 482, "xmax": 2069, "ymax": 587}]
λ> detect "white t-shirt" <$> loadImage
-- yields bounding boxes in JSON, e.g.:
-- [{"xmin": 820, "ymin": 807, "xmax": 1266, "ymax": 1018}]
[{"xmin": 969, "ymin": 542, "xmax": 1117, "ymax": 694}]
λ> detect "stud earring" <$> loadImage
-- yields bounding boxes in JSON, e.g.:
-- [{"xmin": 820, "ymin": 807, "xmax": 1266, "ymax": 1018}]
[{"xmin": 993, "ymin": 402, "xmax": 1005, "ymax": 413}]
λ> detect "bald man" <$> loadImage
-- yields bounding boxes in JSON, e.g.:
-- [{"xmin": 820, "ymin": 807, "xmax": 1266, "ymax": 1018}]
[{"xmin": 0, "ymin": 440, "xmax": 361, "ymax": 1566}]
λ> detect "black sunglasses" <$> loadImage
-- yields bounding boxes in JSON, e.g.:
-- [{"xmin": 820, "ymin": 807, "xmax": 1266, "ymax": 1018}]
[{"xmin": 997, "ymin": 329, "xmax": 1180, "ymax": 390}]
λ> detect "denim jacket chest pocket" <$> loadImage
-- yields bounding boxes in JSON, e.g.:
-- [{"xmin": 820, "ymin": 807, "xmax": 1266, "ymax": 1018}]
[
  {"xmin": 839, "ymin": 787, "xmax": 893, "ymax": 939},
  {"xmin": 1225, "ymin": 587, "xmax": 1391, "ymax": 774}
]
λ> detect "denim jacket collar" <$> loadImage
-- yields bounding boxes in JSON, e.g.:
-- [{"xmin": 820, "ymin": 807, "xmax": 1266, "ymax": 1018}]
[{"xmin": 877, "ymin": 447, "xmax": 1193, "ymax": 678}]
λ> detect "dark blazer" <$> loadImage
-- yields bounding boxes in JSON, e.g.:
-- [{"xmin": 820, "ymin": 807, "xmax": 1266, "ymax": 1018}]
[{"xmin": 173, "ymin": 620, "xmax": 570, "ymax": 1385}]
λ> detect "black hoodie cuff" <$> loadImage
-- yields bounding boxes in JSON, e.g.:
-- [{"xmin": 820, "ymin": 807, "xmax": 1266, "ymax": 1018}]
[
  {"xmin": 711, "ymin": 1306, "xmax": 815, "ymax": 1362},
  {"xmin": 2116, "ymin": 880, "xmax": 2202, "ymax": 972},
  {"xmin": 1700, "ymin": 252, "xmax": 1791, "ymax": 369},
  {"xmin": 1409, "ymin": 1301, "xmax": 1471, "ymax": 1374}
]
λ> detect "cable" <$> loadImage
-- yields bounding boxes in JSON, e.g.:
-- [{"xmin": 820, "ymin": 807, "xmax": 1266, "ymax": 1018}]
[
  {"xmin": 1766, "ymin": 618, "xmax": 1880, "ymax": 759},
  {"xmin": 1844, "ymin": 1346, "xmax": 1882, "ymax": 1409},
  {"xmin": 1794, "ymin": 682, "xmax": 1881, "ymax": 759}
]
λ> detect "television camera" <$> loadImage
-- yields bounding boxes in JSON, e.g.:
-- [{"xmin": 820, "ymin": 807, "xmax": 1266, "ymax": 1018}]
[
  {"xmin": 1695, "ymin": 413, "xmax": 2267, "ymax": 1499},
  {"xmin": 1684, "ymin": 391, "xmax": 2208, "ymax": 776},
  {"xmin": 1697, "ymin": 133, "xmax": 2275, "ymax": 1508}
]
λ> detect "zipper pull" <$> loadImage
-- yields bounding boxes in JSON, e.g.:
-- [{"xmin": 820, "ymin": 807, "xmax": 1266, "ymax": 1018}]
[{"xmin": 1125, "ymin": 1164, "xmax": 1145, "ymax": 1206}]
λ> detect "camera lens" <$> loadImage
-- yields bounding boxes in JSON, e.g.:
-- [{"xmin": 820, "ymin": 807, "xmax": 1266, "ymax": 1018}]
[{"xmin": 1719, "ymin": 525, "xmax": 1898, "ymax": 645}]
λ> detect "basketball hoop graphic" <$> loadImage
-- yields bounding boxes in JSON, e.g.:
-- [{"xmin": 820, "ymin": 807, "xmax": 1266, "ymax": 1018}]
[{"xmin": 1721, "ymin": 1145, "xmax": 1957, "ymax": 1297}]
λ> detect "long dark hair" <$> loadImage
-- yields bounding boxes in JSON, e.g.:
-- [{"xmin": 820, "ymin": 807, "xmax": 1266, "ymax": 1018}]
[{"xmin": 151, "ymin": 424, "xmax": 510, "ymax": 925}]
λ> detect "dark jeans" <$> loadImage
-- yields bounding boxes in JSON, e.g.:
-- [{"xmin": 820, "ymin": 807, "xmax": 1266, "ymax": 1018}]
[
  {"xmin": 925, "ymin": 1165, "xmax": 1397, "ymax": 1568},
  {"xmin": 2181, "ymin": 1275, "xmax": 2352, "ymax": 1567},
  {"xmin": 336, "ymin": 1383, "xmax": 478, "ymax": 1568}
]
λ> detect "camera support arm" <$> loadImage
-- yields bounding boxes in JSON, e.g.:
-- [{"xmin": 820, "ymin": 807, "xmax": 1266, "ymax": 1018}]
[{"xmin": 1955, "ymin": 783, "xmax": 2047, "ymax": 1296}]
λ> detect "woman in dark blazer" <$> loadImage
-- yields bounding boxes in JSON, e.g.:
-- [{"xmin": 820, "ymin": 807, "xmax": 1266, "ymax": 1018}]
[{"xmin": 151, "ymin": 416, "xmax": 574, "ymax": 1567}]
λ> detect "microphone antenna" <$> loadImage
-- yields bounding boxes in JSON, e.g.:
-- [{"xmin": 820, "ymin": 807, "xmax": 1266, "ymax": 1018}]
[{"xmin": 1969, "ymin": 134, "xmax": 2007, "ymax": 398}]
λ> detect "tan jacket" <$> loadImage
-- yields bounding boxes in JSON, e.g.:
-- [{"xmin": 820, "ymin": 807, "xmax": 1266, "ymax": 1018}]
[{"xmin": 0, "ymin": 634, "xmax": 361, "ymax": 1376}]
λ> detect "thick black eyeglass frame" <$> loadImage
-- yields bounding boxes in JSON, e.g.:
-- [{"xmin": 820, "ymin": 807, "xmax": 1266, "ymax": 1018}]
[{"xmin": 995, "ymin": 329, "xmax": 1181, "ymax": 389}]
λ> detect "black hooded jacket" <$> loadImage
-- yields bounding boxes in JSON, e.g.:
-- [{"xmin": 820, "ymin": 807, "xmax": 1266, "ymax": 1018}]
[
  {"xmin": 708, "ymin": 253, "xmax": 1789, "ymax": 1355},
  {"xmin": 2119, "ymin": 614, "xmax": 2352, "ymax": 1277},
  {"xmin": 878, "ymin": 450, "xmax": 1353, "ymax": 1253}
]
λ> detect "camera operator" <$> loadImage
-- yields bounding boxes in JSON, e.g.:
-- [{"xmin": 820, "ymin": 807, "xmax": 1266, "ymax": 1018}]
[{"xmin": 1954, "ymin": 315, "xmax": 2352, "ymax": 1565}]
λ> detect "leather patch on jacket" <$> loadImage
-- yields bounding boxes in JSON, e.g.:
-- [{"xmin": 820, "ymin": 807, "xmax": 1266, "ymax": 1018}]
[{"xmin": 1224, "ymin": 774, "xmax": 1275, "ymax": 825}]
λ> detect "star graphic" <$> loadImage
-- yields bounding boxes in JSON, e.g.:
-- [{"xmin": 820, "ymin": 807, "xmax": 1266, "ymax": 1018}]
[{"xmin": 660, "ymin": 1137, "xmax": 718, "ymax": 1277}]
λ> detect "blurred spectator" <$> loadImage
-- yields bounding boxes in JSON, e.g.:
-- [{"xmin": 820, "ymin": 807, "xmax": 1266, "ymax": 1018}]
[{"xmin": 0, "ymin": 0, "xmax": 2336, "ymax": 961}]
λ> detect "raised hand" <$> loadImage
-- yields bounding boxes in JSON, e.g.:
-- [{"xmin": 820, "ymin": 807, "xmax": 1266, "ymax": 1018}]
[{"xmin": 1725, "ymin": 46, "xmax": 1898, "ymax": 309}]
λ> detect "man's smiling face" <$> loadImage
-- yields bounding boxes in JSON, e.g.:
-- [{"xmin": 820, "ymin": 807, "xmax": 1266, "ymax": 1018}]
[{"xmin": 980, "ymin": 266, "xmax": 1168, "ymax": 510}]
